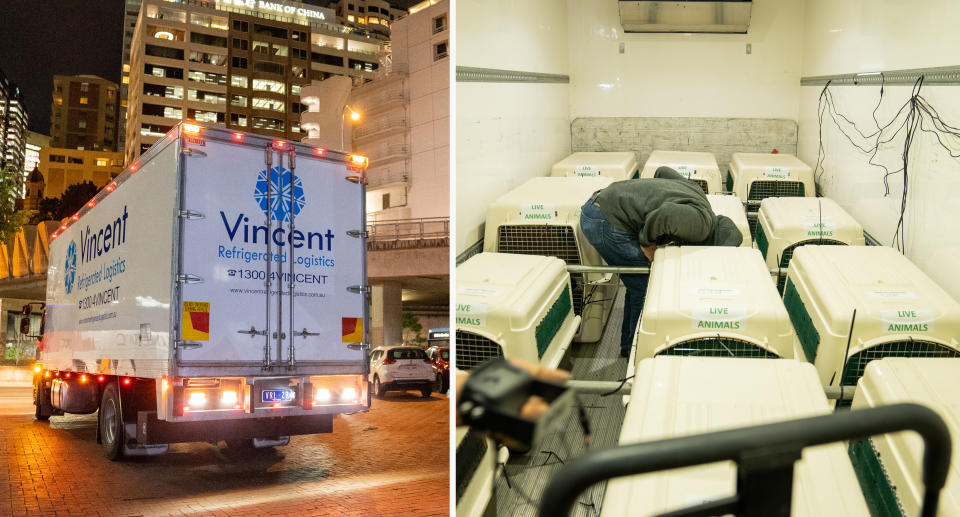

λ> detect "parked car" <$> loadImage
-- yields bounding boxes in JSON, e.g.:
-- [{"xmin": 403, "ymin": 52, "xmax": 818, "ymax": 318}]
[
  {"xmin": 426, "ymin": 346, "xmax": 450, "ymax": 393},
  {"xmin": 369, "ymin": 346, "xmax": 435, "ymax": 398}
]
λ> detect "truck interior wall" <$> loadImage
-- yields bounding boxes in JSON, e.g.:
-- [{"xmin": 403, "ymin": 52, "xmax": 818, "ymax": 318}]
[
  {"xmin": 455, "ymin": 0, "xmax": 571, "ymax": 256},
  {"xmin": 797, "ymin": 0, "xmax": 960, "ymax": 302}
]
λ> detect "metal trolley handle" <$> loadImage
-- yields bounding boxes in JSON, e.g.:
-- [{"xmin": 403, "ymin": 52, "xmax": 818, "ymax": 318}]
[{"xmin": 539, "ymin": 403, "xmax": 951, "ymax": 517}]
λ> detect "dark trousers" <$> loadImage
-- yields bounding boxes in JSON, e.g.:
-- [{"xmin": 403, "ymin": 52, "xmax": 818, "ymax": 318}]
[{"xmin": 579, "ymin": 197, "xmax": 650, "ymax": 354}]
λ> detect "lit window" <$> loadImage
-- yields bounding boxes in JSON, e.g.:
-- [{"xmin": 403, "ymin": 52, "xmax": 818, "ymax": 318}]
[
  {"xmin": 231, "ymin": 75, "xmax": 248, "ymax": 88},
  {"xmin": 347, "ymin": 15, "xmax": 355, "ymax": 22},
  {"xmin": 78, "ymin": 120, "xmax": 87, "ymax": 129},
  {"xmin": 80, "ymin": 83, "xmax": 89, "ymax": 92},
  {"xmin": 369, "ymin": 17, "xmax": 379, "ymax": 25},
  {"xmin": 80, "ymin": 97, "xmax": 89, "ymax": 105},
  {"xmin": 359, "ymin": 17, "xmax": 366, "ymax": 24},
  {"xmin": 96, "ymin": 158, "xmax": 108, "ymax": 166},
  {"xmin": 55, "ymin": 97, "xmax": 63, "ymax": 106}
]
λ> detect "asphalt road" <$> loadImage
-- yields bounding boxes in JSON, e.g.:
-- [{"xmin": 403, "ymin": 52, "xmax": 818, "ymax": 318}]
[{"xmin": 0, "ymin": 384, "xmax": 450, "ymax": 516}]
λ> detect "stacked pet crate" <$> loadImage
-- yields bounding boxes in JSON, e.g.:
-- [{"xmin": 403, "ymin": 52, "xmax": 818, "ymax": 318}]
[
  {"xmin": 727, "ymin": 152, "xmax": 815, "ymax": 238},
  {"xmin": 640, "ymin": 150, "xmax": 724, "ymax": 194},
  {"xmin": 483, "ymin": 176, "xmax": 617, "ymax": 342},
  {"xmin": 706, "ymin": 194, "xmax": 752, "ymax": 247},
  {"xmin": 550, "ymin": 152, "xmax": 639, "ymax": 180}
]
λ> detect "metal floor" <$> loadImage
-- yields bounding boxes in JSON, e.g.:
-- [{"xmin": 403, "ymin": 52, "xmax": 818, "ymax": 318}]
[{"xmin": 495, "ymin": 287, "xmax": 629, "ymax": 516}]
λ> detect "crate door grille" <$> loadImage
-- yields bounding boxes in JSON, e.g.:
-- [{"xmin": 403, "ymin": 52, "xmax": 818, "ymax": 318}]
[
  {"xmin": 497, "ymin": 225, "xmax": 586, "ymax": 315},
  {"xmin": 691, "ymin": 179, "xmax": 709, "ymax": 194},
  {"xmin": 747, "ymin": 180, "xmax": 805, "ymax": 200},
  {"xmin": 455, "ymin": 330, "xmax": 504, "ymax": 370},
  {"xmin": 776, "ymin": 240, "xmax": 847, "ymax": 293},
  {"xmin": 840, "ymin": 340, "xmax": 960, "ymax": 387},
  {"xmin": 657, "ymin": 337, "xmax": 779, "ymax": 358}
]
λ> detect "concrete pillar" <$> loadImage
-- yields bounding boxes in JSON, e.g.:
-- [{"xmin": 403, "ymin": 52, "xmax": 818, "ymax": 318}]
[{"xmin": 370, "ymin": 281, "xmax": 403, "ymax": 349}]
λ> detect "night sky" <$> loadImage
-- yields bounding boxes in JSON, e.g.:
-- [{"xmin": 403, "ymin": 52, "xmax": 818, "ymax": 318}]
[{"xmin": 0, "ymin": 0, "xmax": 418, "ymax": 135}]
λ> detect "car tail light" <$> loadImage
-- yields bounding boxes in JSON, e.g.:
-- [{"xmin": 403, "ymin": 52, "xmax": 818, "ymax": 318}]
[{"xmin": 383, "ymin": 357, "xmax": 395, "ymax": 365}]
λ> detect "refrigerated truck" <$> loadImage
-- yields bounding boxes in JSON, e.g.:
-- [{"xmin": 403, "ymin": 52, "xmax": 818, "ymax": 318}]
[{"xmin": 32, "ymin": 123, "xmax": 372, "ymax": 460}]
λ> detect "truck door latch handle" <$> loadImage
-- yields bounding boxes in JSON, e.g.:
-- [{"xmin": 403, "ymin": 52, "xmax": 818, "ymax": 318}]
[
  {"xmin": 292, "ymin": 328, "xmax": 319, "ymax": 339},
  {"xmin": 237, "ymin": 327, "xmax": 265, "ymax": 337},
  {"xmin": 272, "ymin": 331, "xmax": 287, "ymax": 339}
]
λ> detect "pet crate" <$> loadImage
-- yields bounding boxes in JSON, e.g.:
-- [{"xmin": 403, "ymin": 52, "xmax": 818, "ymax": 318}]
[
  {"xmin": 550, "ymin": 151, "xmax": 639, "ymax": 180},
  {"xmin": 640, "ymin": 150, "xmax": 723, "ymax": 194},
  {"xmin": 456, "ymin": 252, "xmax": 581, "ymax": 370},
  {"xmin": 782, "ymin": 246, "xmax": 960, "ymax": 391},
  {"xmin": 706, "ymin": 194, "xmax": 752, "ymax": 247},
  {"xmin": 483, "ymin": 176, "xmax": 617, "ymax": 342},
  {"xmin": 601, "ymin": 356, "xmax": 869, "ymax": 517},
  {"xmin": 456, "ymin": 425, "xmax": 498, "ymax": 517},
  {"xmin": 727, "ymin": 152, "xmax": 815, "ymax": 202},
  {"xmin": 756, "ymin": 197, "xmax": 865, "ymax": 292},
  {"xmin": 850, "ymin": 358, "xmax": 960, "ymax": 517},
  {"xmin": 632, "ymin": 246, "xmax": 798, "ymax": 365}
]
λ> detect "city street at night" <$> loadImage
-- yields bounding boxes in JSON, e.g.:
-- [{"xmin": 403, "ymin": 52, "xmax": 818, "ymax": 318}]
[{"xmin": 0, "ymin": 380, "xmax": 449, "ymax": 517}]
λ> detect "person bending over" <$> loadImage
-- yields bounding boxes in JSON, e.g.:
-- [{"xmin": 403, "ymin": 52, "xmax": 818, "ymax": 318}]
[{"xmin": 580, "ymin": 166, "xmax": 743, "ymax": 357}]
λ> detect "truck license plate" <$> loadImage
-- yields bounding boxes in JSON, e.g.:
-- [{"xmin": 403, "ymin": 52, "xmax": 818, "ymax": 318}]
[{"xmin": 262, "ymin": 389, "xmax": 294, "ymax": 403}]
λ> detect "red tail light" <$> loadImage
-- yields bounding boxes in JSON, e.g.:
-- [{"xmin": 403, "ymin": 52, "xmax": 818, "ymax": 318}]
[
  {"xmin": 122, "ymin": 377, "xmax": 131, "ymax": 386},
  {"xmin": 98, "ymin": 375, "xmax": 105, "ymax": 382},
  {"xmin": 383, "ymin": 357, "xmax": 396, "ymax": 365}
]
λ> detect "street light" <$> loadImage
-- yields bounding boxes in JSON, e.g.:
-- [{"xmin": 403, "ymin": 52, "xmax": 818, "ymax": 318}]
[{"xmin": 341, "ymin": 104, "xmax": 361, "ymax": 151}]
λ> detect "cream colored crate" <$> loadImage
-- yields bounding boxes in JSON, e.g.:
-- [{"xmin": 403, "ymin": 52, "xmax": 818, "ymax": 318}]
[
  {"xmin": 550, "ymin": 151, "xmax": 639, "ymax": 180},
  {"xmin": 852, "ymin": 358, "xmax": 960, "ymax": 517},
  {"xmin": 728, "ymin": 152, "xmax": 815, "ymax": 202},
  {"xmin": 483, "ymin": 176, "xmax": 616, "ymax": 342},
  {"xmin": 640, "ymin": 150, "xmax": 723, "ymax": 194},
  {"xmin": 455, "ymin": 425, "xmax": 497, "ymax": 517},
  {"xmin": 706, "ymin": 194, "xmax": 752, "ymax": 247},
  {"xmin": 783, "ymin": 246, "xmax": 960, "ymax": 388},
  {"xmin": 456, "ymin": 253, "xmax": 581, "ymax": 370},
  {"xmin": 601, "ymin": 357, "xmax": 869, "ymax": 517},
  {"xmin": 632, "ymin": 246, "xmax": 798, "ymax": 368},
  {"xmin": 757, "ymin": 197, "xmax": 865, "ymax": 291}
]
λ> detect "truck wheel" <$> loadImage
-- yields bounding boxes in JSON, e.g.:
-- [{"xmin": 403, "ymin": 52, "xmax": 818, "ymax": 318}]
[
  {"xmin": 100, "ymin": 384, "xmax": 124, "ymax": 461},
  {"xmin": 34, "ymin": 386, "xmax": 50, "ymax": 421},
  {"xmin": 373, "ymin": 376, "xmax": 385, "ymax": 398},
  {"xmin": 420, "ymin": 386, "xmax": 432, "ymax": 399}
]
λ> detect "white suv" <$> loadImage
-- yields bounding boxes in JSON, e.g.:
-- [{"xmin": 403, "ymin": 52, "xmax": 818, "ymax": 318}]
[{"xmin": 369, "ymin": 346, "xmax": 435, "ymax": 398}]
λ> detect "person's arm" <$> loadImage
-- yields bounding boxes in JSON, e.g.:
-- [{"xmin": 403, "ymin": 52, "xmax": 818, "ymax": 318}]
[{"xmin": 641, "ymin": 201, "xmax": 715, "ymax": 245}]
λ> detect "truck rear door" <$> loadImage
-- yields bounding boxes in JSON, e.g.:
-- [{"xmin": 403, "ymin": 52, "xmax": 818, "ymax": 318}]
[{"xmin": 176, "ymin": 128, "xmax": 366, "ymax": 371}]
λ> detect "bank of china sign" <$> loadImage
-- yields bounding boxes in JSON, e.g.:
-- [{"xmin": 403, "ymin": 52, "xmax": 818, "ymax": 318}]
[{"xmin": 219, "ymin": 0, "xmax": 329, "ymax": 21}]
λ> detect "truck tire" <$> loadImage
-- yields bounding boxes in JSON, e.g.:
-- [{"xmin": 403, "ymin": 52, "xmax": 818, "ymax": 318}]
[
  {"xmin": 34, "ymin": 386, "xmax": 50, "ymax": 421},
  {"xmin": 373, "ymin": 376, "xmax": 385, "ymax": 398},
  {"xmin": 100, "ymin": 384, "xmax": 125, "ymax": 461},
  {"xmin": 420, "ymin": 386, "xmax": 432, "ymax": 399}
]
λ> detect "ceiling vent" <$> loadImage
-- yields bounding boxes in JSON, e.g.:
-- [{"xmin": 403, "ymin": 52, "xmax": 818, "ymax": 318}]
[{"xmin": 618, "ymin": 1, "xmax": 752, "ymax": 33}]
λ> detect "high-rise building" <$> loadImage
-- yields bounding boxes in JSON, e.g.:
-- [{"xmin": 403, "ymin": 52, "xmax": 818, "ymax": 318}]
[
  {"xmin": 303, "ymin": 0, "xmax": 448, "ymax": 220},
  {"xmin": 38, "ymin": 148, "xmax": 124, "ymax": 200},
  {"xmin": 123, "ymin": 0, "xmax": 388, "ymax": 165},
  {"xmin": 0, "ymin": 69, "xmax": 29, "ymax": 201},
  {"xmin": 24, "ymin": 131, "xmax": 50, "ymax": 174},
  {"xmin": 328, "ymin": 0, "xmax": 406, "ymax": 40},
  {"xmin": 50, "ymin": 75, "xmax": 121, "ymax": 152},
  {"xmin": 120, "ymin": 0, "xmax": 143, "ymax": 157}
]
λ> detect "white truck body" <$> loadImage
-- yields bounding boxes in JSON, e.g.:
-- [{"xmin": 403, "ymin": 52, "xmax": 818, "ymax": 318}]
[{"xmin": 38, "ymin": 124, "xmax": 370, "ymax": 450}]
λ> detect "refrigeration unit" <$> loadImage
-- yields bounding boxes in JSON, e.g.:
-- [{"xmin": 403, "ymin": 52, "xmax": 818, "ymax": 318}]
[
  {"xmin": 850, "ymin": 358, "xmax": 960, "ymax": 517},
  {"xmin": 782, "ymin": 246, "xmax": 960, "ymax": 393},
  {"xmin": 483, "ymin": 176, "xmax": 616, "ymax": 342},
  {"xmin": 640, "ymin": 150, "xmax": 723, "ymax": 194},
  {"xmin": 455, "ymin": 252, "xmax": 581, "ymax": 370},
  {"xmin": 601, "ymin": 356, "xmax": 870, "ymax": 517},
  {"xmin": 632, "ymin": 247, "xmax": 798, "ymax": 370},
  {"xmin": 550, "ymin": 151, "xmax": 639, "ymax": 180},
  {"xmin": 727, "ymin": 152, "xmax": 815, "ymax": 237},
  {"xmin": 756, "ymin": 197, "xmax": 865, "ymax": 292},
  {"xmin": 706, "ymin": 194, "xmax": 752, "ymax": 247}
]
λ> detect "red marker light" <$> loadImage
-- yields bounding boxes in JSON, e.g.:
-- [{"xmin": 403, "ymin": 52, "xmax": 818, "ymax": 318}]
[
  {"xmin": 233, "ymin": 132, "xmax": 244, "ymax": 141},
  {"xmin": 122, "ymin": 378, "xmax": 131, "ymax": 386},
  {"xmin": 54, "ymin": 371, "xmax": 59, "ymax": 377},
  {"xmin": 50, "ymin": 233, "xmax": 57, "ymax": 240},
  {"xmin": 64, "ymin": 372, "xmax": 71, "ymax": 378},
  {"xmin": 273, "ymin": 402, "xmax": 281, "ymax": 408},
  {"xmin": 44, "ymin": 371, "xmax": 50, "ymax": 378},
  {"xmin": 71, "ymin": 214, "xmax": 79, "ymax": 221},
  {"xmin": 183, "ymin": 406, "xmax": 191, "ymax": 412},
  {"xmin": 106, "ymin": 184, "xmax": 115, "ymax": 192},
  {"xmin": 87, "ymin": 200, "xmax": 95, "ymax": 207},
  {"xmin": 274, "ymin": 140, "xmax": 285, "ymax": 148},
  {"xmin": 80, "ymin": 374, "xmax": 87, "ymax": 383},
  {"xmin": 130, "ymin": 163, "xmax": 138, "ymax": 172},
  {"xmin": 98, "ymin": 375, "xmax": 105, "ymax": 382},
  {"xmin": 315, "ymin": 148, "xmax": 325, "ymax": 156},
  {"xmin": 60, "ymin": 224, "xmax": 68, "ymax": 230}
]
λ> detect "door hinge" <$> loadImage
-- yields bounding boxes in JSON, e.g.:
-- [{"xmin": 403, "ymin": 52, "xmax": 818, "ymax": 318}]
[
  {"xmin": 178, "ymin": 209, "xmax": 205, "ymax": 220},
  {"xmin": 175, "ymin": 340, "xmax": 202, "ymax": 350},
  {"xmin": 177, "ymin": 274, "xmax": 203, "ymax": 284},
  {"xmin": 346, "ymin": 229, "xmax": 368, "ymax": 238},
  {"xmin": 182, "ymin": 148, "xmax": 207, "ymax": 157},
  {"xmin": 347, "ymin": 285, "xmax": 370, "ymax": 294}
]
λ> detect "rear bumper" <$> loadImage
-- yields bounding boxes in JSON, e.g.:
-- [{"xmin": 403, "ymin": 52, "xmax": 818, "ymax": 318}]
[{"xmin": 137, "ymin": 411, "xmax": 334, "ymax": 445}]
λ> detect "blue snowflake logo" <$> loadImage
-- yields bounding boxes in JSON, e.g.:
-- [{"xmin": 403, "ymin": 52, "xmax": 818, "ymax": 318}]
[
  {"xmin": 64, "ymin": 240, "xmax": 77, "ymax": 294},
  {"xmin": 254, "ymin": 166, "xmax": 306, "ymax": 222}
]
